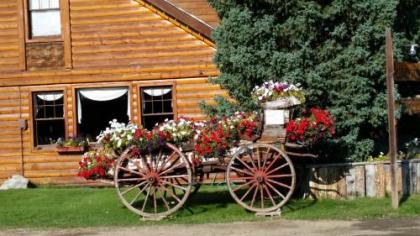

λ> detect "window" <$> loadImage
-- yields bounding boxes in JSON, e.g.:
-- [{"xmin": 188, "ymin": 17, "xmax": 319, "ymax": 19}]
[
  {"xmin": 141, "ymin": 86, "xmax": 174, "ymax": 130},
  {"xmin": 33, "ymin": 91, "xmax": 65, "ymax": 146},
  {"xmin": 28, "ymin": 0, "xmax": 61, "ymax": 38},
  {"xmin": 77, "ymin": 88, "xmax": 130, "ymax": 141}
]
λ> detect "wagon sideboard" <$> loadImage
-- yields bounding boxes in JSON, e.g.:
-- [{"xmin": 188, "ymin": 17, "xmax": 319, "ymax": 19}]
[{"xmin": 0, "ymin": 0, "xmax": 224, "ymax": 185}]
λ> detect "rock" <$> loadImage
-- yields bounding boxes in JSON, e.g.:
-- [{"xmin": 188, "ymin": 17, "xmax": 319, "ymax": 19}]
[{"xmin": 0, "ymin": 175, "xmax": 29, "ymax": 190}]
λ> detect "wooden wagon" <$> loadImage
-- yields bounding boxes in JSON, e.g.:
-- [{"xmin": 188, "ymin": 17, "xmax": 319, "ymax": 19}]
[{"xmin": 112, "ymin": 102, "xmax": 314, "ymax": 220}]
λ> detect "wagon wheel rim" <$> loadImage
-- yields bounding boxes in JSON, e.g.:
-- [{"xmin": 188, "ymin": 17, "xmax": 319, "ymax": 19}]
[
  {"xmin": 226, "ymin": 143, "xmax": 296, "ymax": 213},
  {"xmin": 115, "ymin": 143, "xmax": 192, "ymax": 219}
]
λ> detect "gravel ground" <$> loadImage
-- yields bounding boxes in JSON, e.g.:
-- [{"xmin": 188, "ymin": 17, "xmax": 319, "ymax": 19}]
[{"xmin": 1, "ymin": 218, "xmax": 419, "ymax": 236}]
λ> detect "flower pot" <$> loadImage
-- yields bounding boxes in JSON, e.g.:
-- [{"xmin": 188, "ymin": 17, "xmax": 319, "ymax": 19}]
[
  {"xmin": 262, "ymin": 97, "xmax": 301, "ymax": 109},
  {"xmin": 56, "ymin": 146, "xmax": 87, "ymax": 155}
]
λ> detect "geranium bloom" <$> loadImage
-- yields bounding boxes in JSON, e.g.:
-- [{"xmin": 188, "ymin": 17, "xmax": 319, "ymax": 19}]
[{"xmin": 286, "ymin": 109, "xmax": 335, "ymax": 145}]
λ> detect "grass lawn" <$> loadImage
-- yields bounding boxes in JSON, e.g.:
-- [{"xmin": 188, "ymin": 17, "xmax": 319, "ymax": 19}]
[{"xmin": 0, "ymin": 185, "xmax": 419, "ymax": 228}]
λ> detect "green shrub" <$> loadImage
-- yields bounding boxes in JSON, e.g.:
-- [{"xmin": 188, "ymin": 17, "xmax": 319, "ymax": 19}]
[{"xmin": 205, "ymin": 0, "xmax": 418, "ymax": 161}]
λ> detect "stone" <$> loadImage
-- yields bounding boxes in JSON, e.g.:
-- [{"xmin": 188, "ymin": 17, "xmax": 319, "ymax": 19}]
[{"xmin": 0, "ymin": 175, "xmax": 29, "ymax": 190}]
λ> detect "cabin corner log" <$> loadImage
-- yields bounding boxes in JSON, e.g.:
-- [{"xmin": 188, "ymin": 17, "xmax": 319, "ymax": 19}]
[{"xmin": 300, "ymin": 159, "xmax": 420, "ymax": 199}]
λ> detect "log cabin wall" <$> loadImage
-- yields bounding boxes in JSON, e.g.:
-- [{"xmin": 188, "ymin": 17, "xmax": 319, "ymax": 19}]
[
  {"xmin": 0, "ymin": 0, "xmax": 25, "ymax": 72},
  {"xmin": 0, "ymin": 0, "xmax": 224, "ymax": 185}
]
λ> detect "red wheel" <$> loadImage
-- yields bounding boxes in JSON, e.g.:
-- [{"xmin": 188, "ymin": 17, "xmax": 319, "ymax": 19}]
[
  {"xmin": 114, "ymin": 143, "xmax": 192, "ymax": 219},
  {"xmin": 226, "ymin": 144, "xmax": 296, "ymax": 213}
]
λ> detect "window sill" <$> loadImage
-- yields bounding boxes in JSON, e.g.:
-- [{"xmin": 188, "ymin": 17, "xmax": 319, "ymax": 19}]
[
  {"xmin": 26, "ymin": 36, "xmax": 63, "ymax": 44},
  {"xmin": 56, "ymin": 146, "xmax": 87, "ymax": 155}
]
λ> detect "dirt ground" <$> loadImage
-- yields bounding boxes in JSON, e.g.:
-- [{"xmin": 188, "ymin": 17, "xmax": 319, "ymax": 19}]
[{"xmin": 2, "ymin": 218, "xmax": 419, "ymax": 236}]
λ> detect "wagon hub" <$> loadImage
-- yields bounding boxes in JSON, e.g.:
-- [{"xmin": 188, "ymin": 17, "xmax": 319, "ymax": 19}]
[
  {"xmin": 254, "ymin": 171, "xmax": 267, "ymax": 184},
  {"xmin": 146, "ymin": 172, "xmax": 160, "ymax": 185}
]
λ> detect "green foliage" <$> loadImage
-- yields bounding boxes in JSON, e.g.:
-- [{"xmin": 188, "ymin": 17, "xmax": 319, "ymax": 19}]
[
  {"xmin": 199, "ymin": 95, "xmax": 242, "ymax": 118},
  {"xmin": 206, "ymin": 0, "xmax": 418, "ymax": 161}
]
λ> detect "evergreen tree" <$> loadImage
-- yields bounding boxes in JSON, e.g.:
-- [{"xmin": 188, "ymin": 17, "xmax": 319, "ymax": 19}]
[{"xmin": 206, "ymin": 0, "xmax": 417, "ymax": 161}]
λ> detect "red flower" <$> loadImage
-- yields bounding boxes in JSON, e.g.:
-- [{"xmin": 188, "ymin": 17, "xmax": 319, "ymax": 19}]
[{"xmin": 286, "ymin": 108, "xmax": 335, "ymax": 145}]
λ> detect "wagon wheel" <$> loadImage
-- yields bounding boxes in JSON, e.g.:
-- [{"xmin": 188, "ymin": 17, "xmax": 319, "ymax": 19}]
[
  {"xmin": 226, "ymin": 143, "xmax": 296, "ymax": 213},
  {"xmin": 114, "ymin": 143, "xmax": 192, "ymax": 219}
]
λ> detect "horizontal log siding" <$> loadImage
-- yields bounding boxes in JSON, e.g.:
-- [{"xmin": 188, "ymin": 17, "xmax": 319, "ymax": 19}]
[
  {"xmin": 70, "ymin": 0, "xmax": 215, "ymax": 70},
  {"xmin": 0, "ymin": 87, "xmax": 22, "ymax": 182},
  {"xmin": 0, "ymin": 0, "xmax": 21, "ymax": 72},
  {"xmin": 0, "ymin": 78, "xmax": 226, "ymax": 185},
  {"xmin": 176, "ymin": 78, "xmax": 227, "ymax": 120}
]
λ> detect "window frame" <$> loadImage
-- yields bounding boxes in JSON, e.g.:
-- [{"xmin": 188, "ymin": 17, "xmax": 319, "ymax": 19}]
[
  {"xmin": 75, "ymin": 85, "xmax": 131, "ymax": 141},
  {"xmin": 30, "ymin": 89, "xmax": 67, "ymax": 149},
  {"xmin": 139, "ymin": 84, "xmax": 176, "ymax": 129},
  {"xmin": 23, "ymin": 0, "xmax": 68, "ymax": 43}
]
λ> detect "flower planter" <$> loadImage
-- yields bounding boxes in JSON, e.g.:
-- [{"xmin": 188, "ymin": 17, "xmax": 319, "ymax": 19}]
[
  {"xmin": 56, "ymin": 146, "xmax": 87, "ymax": 155},
  {"xmin": 262, "ymin": 97, "xmax": 302, "ymax": 109}
]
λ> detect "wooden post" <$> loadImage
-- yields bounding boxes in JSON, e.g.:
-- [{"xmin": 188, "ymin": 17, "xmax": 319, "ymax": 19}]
[{"xmin": 385, "ymin": 28, "xmax": 399, "ymax": 209}]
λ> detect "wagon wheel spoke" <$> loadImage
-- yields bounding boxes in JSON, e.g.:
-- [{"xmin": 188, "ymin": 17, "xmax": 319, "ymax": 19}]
[
  {"xmin": 268, "ymin": 174, "xmax": 293, "ymax": 178},
  {"xmin": 235, "ymin": 154, "xmax": 255, "ymax": 173},
  {"xmin": 263, "ymin": 185, "xmax": 277, "ymax": 207},
  {"xmin": 154, "ymin": 149, "xmax": 163, "ymax": 172},
  {"xmin": 130, "ymin": 183, "xmax": 150, "ymax": 205},
  {"xmin": 159, "ymin": 160, "xmax": 183, "ymax": 176},
  {"xmin": 119, "ymin": 166, "xmax": 145, "ymax": 177},
  {"xmin": 250, "ymin": 185, "xmax": 259, "ymax": 208},
  {"xmin": 141, "ymin": 185, "xmax": 152, "ymax": 212},
  {"xmin": 121, "ymin": 181, "xmax": 147, "ymax": 195},
  {"xmin": 115, "ymin": 143, "xmax": 192, "ymax": 218},
  {"xmin": 267, "ymin": 178, "xmax": 292, "ymax": 189},
  {"xmin": 158, "ymin": 152, "xmax": 181, "ymax": 174},
  {"xmin": 266, "ymin": 181, "xmax": 286, "ymax": 199},
  {"xmin": 161, "ymin": 179, "xmax": 188, "ymax": 192},
  {"xmin": 261, "ymin": 147, "xmax": 271, "ymax": 170},
  {"xmin": 158, "ymin": 188, "xmax": 171, "ymax": 211},
  {"xmin": 140, "ymin": 154, "xmax": 152, "ymax": 173},
  {"xmin": 264, "ymin": 154, "xmax": 281, "ymax": 173},
  {"xmin": 153, "ymin": 188, "xmax": 158, "ymax": 214},
  {"xmin": 227, "ymin": 144, "xmax": 295, "ymax": 213},
  {"xmin": 260, "ymin": 185, "xmax": 264, "ymax": 209},
  {"xmin": 240, "ymin": 183, "xmax": 257, "ymax": 201},
  {"xmin": 160, "ymin": 174, "xmax": 190, "ymax": 179},
  {"xmin": 230, "ymin": 166, "xmax": 254, "ymax": 176},
  {"xmin": 161, "ymin": 184, "xmax": 182, "ymax": 203},
  {"xmin": 232, "ymin": 181, "xmax": 254, "ymax": 192},
  {"xmin": 157, "ymin": 152, "xmax": 177, "ymax": 173},
  {"xmin": 248, "ymin": 152, "xmax": 258, "ymax": 170},
  {"xmin": 266, "ymin": 163, "xmax": 290, "ymax": 175},
  {"xmin": 157, "ymin": 152, "xmax": 180, "ymax": 173}
]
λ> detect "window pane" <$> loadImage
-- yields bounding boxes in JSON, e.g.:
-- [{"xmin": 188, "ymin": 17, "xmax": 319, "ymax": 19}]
[
  {"xmin": 163, "ymin": 101, "xmax": 172, "ymax": 113},
  {"xmin": 78, "ymin": 91, "xmax": 129, "ymax": 141},
  {"xmin": 29, "ymin": 0, "xmax": 40, "ymax": 10},
  {"xmin": 31, "ymin": 10, "xmax": 61, "ymax": 37},
  {"xmin": 30, "ymin": 0, "xmax": 59, "ymax": 10},
  {"xmin": 153, "ymin": 100, "xmax": 163, "ymax": 113},
  {"xmin": 143, "ymin": 101, "xmax": 153, "ymax": 114},
  {"xmin": 35, "ymin": 119, "xmax": 65, "ymax": 145}
]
